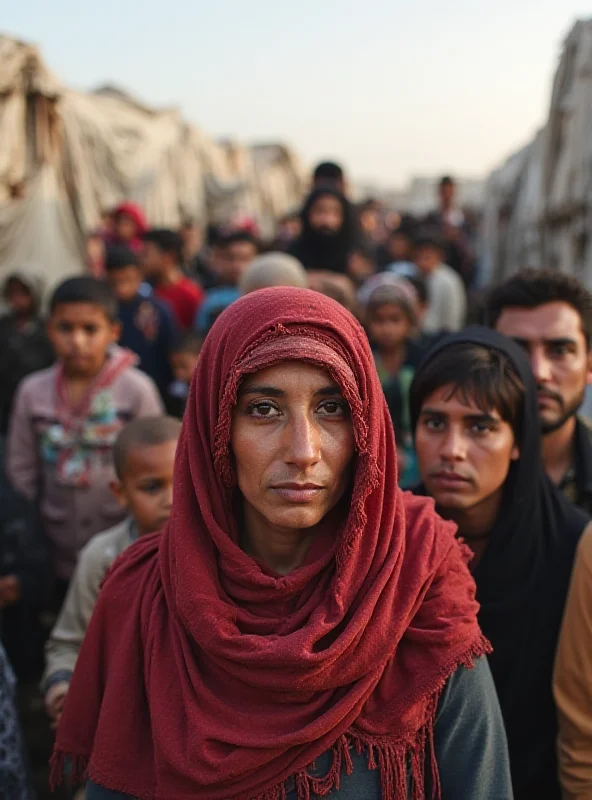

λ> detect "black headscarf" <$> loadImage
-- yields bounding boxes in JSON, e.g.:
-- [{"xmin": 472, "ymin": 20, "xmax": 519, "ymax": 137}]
[
  {"xmin": 288, "ymin": 188, "xmax": 358, "ymax": 273},
  {"xmin": 410, "ymin": 326, "xmax": 590, "ymax": 800}
]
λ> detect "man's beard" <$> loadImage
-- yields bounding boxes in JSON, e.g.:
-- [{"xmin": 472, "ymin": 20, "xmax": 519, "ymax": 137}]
[{"xmin": 539, "ymin": 385, "xmax": 586, "ymax": 434}]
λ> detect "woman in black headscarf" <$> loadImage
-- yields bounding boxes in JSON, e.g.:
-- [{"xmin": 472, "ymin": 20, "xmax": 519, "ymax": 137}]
[
  {"xmin": 409, "ymin": 326, "xmax": 592, "ymax": 800},
  {"xmin": 288, "ymin": 188, "xmax": 359, "ymax": 274}
]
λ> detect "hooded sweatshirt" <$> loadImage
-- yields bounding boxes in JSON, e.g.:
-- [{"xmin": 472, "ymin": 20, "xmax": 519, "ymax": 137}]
[{"xmin": 0, "ymin": 266, "xmax": 54, "ymax": 434}]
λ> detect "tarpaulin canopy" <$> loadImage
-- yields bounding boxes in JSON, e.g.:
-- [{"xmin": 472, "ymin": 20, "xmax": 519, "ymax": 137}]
[{"xmin": 0, "ymin": 36, "xmax": 305, "ymax": 288}]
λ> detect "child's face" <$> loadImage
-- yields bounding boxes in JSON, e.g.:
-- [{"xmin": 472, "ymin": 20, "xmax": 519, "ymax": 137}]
[
  {"xmin": 111, "ymin": 439, "xmax": 178, "ymax": 535},
  {"xmin": 5, "ymin": 279, "xmax": 35, "ymax": 317},
  {"xmin": 170, "ymin": 351, "xmax": 200, "ymax": 384},
  {"xmin": 106, "ymin": 266, "xmax": 143, "ymax": 303},
  {"xmin": 220, "ymin": 242, "xmax": 257, "ymax": 285},
  {"xmin": 115, "ymin": 213, "xmax": 138, "ymax": 242},
  {"xmin": 48, "ymin": 303, "xmax": 121, "ymax": 378},
  {"xmin": 388, "ymin": 234, "xmax": 412, "ymax": 262},
  {"xmin": 367, "ymin": 302, "xmax": 411, "ymax": 352},
  {"xmin": 415, "ymin": 246, "xmax": 442, "ymax": 274}
]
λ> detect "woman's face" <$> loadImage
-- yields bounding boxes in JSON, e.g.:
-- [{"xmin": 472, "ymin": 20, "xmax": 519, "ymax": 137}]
[{"xmin": 231, "ymin": 361, "xmax": 355, "ymax": 538}]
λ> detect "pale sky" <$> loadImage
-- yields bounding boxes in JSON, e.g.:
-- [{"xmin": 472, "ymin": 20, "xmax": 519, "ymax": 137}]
[{"xmin": 4, "ymin": 1, "xmax": 590, "ymax": 187}]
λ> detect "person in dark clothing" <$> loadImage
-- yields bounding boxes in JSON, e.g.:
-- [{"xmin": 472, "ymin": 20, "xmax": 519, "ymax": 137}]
[
  {"xmin": 288, "ymin": 188, "xmax": 358, "ymax": 274},
  {"xmin": 410, "ymin": 327, "xmax": 591, "ymax": 800},
  {"xmin": 0, "ymin": 268, "xmax": 55, "ymax": 435},
  {"xmin": 424, "ymin": 176, "xmax": 474, "ymax": 288},
  {"xmin": 487, "ymin": 269, "xmax": 592, "ymax": 514},
  {"xmin": 104, "ymin": 246, "xmax": 177, "ymax": 405},
  {"xmin": 0, "ymin": 641, "xmax": 33, "ymax": 799},
  {"xmin": 0, "ymin": 466, "xmax": 49, "ymax": 680},
  {"xmin": 167, "ymin": 332, "xmax": 202, "ymax": 418},
  {"xmin": 52, "ymin": 289, "xmax": 511, "ymax": 800}
]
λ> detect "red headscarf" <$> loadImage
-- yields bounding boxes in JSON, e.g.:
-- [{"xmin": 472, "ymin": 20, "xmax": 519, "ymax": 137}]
[{"xmin": 52, "ymin": 288, "xmax": 488, "ymax": 800}]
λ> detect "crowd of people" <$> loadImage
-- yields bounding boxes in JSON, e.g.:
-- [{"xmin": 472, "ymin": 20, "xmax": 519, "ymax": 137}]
[{"xmin": 2, "ymin": 160, "xmax": 592, "ymax": 799}]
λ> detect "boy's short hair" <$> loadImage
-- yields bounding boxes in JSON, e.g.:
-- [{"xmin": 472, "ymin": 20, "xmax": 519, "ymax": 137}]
[
  {"xmin": 170, "ymin": 331, "xmax": 203, "ymax": 356},
  {"xmin": 50, "ymin": 277, "xmax": 118, "ymax": 321},
  {"xmin": 113, "ymin": 416, "xmax": 182, "ymax": 480},
  {"xmin": 410, "ymin": 342, "xmax": 525, "ymax": 441},
  {"xmin": 219, "ymin": 231, "xmax": 260, "ymax": 252},
  {"xmin": 485, "ymin": 268, "xmax": 592, "ymax": 347},
  {"xmin": 142, "ymin": 229, "xmax": 184, "ymax": 264},
  {"xmin": 104, "ymin": 245, "xmax": 140, "ymax": 271},
  {"xmin": 414, "ymin": 231, "xmax": 445, "ymax": 255}
]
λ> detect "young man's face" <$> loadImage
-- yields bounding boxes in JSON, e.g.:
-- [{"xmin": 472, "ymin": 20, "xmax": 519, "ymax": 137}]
[
  {"xmin": 309, "ymin": 196, "xmax": 344, "ymax": 235},
  {"xmin": 495, "ymin": 302, "xmax": 592, "ymax": 434},
  {"xmin": 367, "ymin": 303, "xmax": 411, "ymax": 352},
  {"xmin": 415, "ymin": 385, "xmax": 519, "ymax": 512},
  {"xmin": 48, "ymin": 303, "xmax": 120, "ymax": 378},
  {"xmin": 170, "ymin": 351, "xmax": 199, "ymax": 384},
  {"xmin": 111, "ymin": 439, "xmax": 178, "ymax": 535},
  {"xmin": 221, "ymin": 242, "xmax": 257, "ymax": 285},
  {"xmin": 106, "ymin": 266, "xmax": 143, "ymax": 304}
]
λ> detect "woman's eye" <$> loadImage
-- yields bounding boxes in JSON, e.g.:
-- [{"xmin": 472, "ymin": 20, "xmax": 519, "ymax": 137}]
[
  {"xmin": 248, "ymin": 402, "xmax": 280, "ymax": 419},
  {"xmin": 317, "ymin": 400, "xmax": 347, "ymax": 417}
]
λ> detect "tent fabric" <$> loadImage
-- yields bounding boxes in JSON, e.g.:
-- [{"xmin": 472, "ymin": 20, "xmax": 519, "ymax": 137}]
[
  {"xmin": 482, "ymin": 19, "xmax": 592, "ymax": 286},
  {"xmin": 0, "ymin": 36, "xmax": 305, "ymax": 288}
]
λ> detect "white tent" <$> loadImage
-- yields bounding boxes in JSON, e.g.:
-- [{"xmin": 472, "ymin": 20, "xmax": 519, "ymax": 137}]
[
  {"xmin": 482, "ymin": 20, "xmax": 592, "ymax": 286},
  {"xmin": 0, "ymin": 36, "xmax": 305, "ymax": 287}
]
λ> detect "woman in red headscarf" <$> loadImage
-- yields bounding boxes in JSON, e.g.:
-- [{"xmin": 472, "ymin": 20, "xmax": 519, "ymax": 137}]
[{"xmin": 52, "ymin": 288, "xmax": 511, "ymax": 800}]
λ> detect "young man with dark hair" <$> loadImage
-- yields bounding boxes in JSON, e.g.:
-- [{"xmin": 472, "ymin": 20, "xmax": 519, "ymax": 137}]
[
  {"xmin": 142, "ymin": 229, "xmax": 204, "ymax": 330},
  {"xmin": 487, "ymin": 268, "xmax": 592, "ymax": 513},
  {"xmin": 410, "ymin": 327, "xmax": 591, "ymax": 800},
  {"xmin": 105, "ymin": 245, "xmax": 177, "ymax": 404},
  {"xmin": 6, "ymin": 277, "xmax": 162, "ymax": 597}
]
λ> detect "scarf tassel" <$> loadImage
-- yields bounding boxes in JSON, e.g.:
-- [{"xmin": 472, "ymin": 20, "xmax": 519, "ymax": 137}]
[
  {"xmin": 253, "ymin": 706, "xmax": 441, "ymax": 800},
  {"xmin": 49, "ymin": 749, "xmax": 89, "ymax": 792}
]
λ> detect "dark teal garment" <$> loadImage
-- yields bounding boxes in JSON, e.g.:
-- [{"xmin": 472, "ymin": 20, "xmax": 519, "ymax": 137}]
[{"xmin": 85, "ymin": 657, "xmax": 513, "ymax": 799}]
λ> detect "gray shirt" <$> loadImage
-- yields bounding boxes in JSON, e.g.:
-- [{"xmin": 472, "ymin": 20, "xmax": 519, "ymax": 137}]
[
  {"xmin": 422, "ymin": 264, "xmax": 467, "ymax": 333},
  {"xmin": 85, "ymin": 656, "xmax": 513, "ymax": 799}
]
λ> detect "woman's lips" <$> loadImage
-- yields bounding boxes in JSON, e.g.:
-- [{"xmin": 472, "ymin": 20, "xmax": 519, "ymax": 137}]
[{"xmin": 271, "ymin": 484, "xmax": 324, "ymax": 503}]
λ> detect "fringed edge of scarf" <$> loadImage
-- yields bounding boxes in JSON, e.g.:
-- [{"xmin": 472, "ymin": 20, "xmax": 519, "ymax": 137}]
[{"xmin": 50, "ymin": 633, "xmax": 492, "ymax": 800}]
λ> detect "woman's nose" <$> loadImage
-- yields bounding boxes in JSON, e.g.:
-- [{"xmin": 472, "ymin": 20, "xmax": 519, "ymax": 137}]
[{"xmin": 284, "ymin": 414, "xmax": 321, "ymax": 469}]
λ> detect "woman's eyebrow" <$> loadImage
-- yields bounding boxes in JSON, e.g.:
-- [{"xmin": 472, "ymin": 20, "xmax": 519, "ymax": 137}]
[
  {"xmin": 239, "ymin": 385, "xmax": 284, "ymax": 397},
  {"xmin": 238, "ymin": 385, "xmax": 342, "ymax": 397}
]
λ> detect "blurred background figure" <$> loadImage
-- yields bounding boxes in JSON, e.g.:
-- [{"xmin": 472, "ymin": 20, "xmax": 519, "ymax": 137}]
[
  {"xmin": 239, "ymin": 252, "xmax": 307, "ymax": 295},
  {"xmin": 289, "ymin": 188, "xmax": 359, "ymax": 274},
  {"xmin": 312, "ymin": 160, "xmax": 347, "ymax": 195}
]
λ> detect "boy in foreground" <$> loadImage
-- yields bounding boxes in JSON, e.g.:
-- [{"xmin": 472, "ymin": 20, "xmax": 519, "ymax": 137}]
[{"xmin": 44, "ymin": 416, "xmax": 181, "ymax": 728}]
